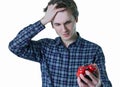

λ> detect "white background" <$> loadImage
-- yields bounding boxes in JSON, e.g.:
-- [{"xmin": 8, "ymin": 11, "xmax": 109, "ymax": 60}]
[{"xmin": 0, "ymin": 0, "xmax": 120, "ymax": 86}]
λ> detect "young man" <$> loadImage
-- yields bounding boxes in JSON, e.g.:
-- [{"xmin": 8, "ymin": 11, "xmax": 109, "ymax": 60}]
[{"xmin": 9, "ymin": 0, "xmax": 112, "ymax": 87}]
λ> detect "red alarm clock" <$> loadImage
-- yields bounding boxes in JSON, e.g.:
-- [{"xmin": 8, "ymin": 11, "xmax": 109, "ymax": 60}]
[{"xmin": 76, "ymin": 64, "xmax": 97, "ymax": 77}]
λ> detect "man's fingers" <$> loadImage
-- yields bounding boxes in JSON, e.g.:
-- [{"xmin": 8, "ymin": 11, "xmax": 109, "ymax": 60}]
[
  {"xmin": 77, "ymin": 77, "xmax": 81, "ymax": 86},
  {"xmin": 77, "ymin": 77, "xmax": 88, "ymax": 87},
  {"xmin": 80, "ymin": 74, "xmax": 93, "ymax": 85},
  {"xmin": 55, "ymin": 8, "xmax": 66, "ymax": 12},
  {"xmin": 85, "ymin": 71, "xmax": 98, "ymax": 85}
]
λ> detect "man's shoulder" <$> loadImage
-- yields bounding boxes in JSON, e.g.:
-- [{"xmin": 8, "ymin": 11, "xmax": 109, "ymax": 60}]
[
  {"xmin": 37, "ymin": 38, "xmax": 57, "ymax": 46},
  {"xmin": 81, "ymin": 38, "xmax": 101, "ymax": 49}
]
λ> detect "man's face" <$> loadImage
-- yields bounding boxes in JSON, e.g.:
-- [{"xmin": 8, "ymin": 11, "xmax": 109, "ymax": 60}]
[{"xmin": 52, "ymin": 10, "xmax": 78, "ymax": 41}]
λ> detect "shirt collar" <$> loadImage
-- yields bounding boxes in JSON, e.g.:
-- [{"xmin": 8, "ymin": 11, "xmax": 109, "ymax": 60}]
[
  {"xmin": 55, "ymin": 37, "xmax": 63, "ymax": 46},
  {"xmin": 55, "ymin": 32, "xmax": 83, "ymax": 47}
]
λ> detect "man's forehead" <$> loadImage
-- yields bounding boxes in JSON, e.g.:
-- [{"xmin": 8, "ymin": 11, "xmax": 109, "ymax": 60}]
[{"xmin": 52, "ymin": 10, "xmax": 73, "ymax": 23}]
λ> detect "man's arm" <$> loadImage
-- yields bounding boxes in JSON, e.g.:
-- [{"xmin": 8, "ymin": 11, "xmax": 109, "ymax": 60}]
[
  {"xmin": 8, "ymin": 21, "xmax": 45, "ymax": 62},
  {"xmin": 77, "ymin": 46, "xmax": 112, "ymax": 87},
  {"xmin": 95, "ymin": 47, "xmax": 112, "ymax": 87},
  {"xmin": 8, "ymin": 4, "xmax": 66, "ymax": 62}
]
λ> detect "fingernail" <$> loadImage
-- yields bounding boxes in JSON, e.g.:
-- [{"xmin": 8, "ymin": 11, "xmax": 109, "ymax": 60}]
[
  {"xmin": 85, "ymin": 70, "xmax": 89, "ymax": 75},
  {"xmin": 80, "ymin": 74, "xmax": 83, "ymax": 77}
]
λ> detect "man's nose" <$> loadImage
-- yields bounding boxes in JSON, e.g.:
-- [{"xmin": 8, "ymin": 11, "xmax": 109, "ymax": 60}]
[{"xmin": 61, "ymin": 25, "xmax": 67, "ymax": 32}]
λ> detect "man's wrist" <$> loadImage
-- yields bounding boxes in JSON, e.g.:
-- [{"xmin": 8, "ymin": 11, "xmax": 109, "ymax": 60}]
[
  {"xmin": 40, "ymin": 17, "xmax": 48, "ymax": 25},
  {"xmin": 96, "ymin": 80, "xmax": 102, "ymax": 87}
]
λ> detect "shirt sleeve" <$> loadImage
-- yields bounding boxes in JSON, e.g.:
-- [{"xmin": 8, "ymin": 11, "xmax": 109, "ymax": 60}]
[
  {"xmin": 8, "ymin": 21, "xmax": 45, "ymax": 62},
  {"xmin": 95, "ymin": 46, "xmax": 112, "ymax": 87}
]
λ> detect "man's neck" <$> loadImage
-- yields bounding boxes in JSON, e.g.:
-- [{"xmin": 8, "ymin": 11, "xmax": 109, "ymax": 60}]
[{"xmin": 63, "ymin": 33, "xmax": 78, "ymax": 47}]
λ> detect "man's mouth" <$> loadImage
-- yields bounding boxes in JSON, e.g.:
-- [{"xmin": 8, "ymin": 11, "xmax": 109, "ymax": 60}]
[{"xmin": 63, "ymin": 33, "xmax": 69, "ymax": 37}]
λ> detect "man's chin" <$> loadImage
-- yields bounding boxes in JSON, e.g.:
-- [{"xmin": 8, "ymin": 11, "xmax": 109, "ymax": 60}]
[{"xmin": 61, "ymin": 36, "xmax": 71, "ymax": 41}]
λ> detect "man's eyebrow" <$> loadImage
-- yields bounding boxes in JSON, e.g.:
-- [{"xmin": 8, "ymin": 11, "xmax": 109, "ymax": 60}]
[
  {"xmin": 65, "ymin": 20, "xmax": 72, "ymax": 24},
  {"xmin": 54, "ymin": 22, "xmax": 60, "ymax": 24},
  {"xmin": 53, "ymin": 19, "xmax": 72, "ymax": 24},
  {"xmin": 53, "ymin": 22, "xmax": 61, "ymax": 25}
]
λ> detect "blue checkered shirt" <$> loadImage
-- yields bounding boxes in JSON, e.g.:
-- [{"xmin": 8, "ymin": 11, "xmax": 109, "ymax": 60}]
[{"xmin": 9, "ymin": 21, "xmax": 112, "ymax": 87}]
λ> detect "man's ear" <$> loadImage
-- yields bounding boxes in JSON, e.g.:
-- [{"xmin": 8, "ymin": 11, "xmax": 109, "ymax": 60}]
[{"xmin": 75, "ymin": 17, "xmax": 78, "ymax": 22}]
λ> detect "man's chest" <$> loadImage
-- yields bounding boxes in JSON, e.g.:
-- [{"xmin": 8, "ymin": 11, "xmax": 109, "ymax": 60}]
[
  {"xmin": 41, "ymin": 46, "xmax": 96, "ymax": 86},
  {"xmin": 43, "ymin": 46, "xmax": 95, "ymax": 73}
]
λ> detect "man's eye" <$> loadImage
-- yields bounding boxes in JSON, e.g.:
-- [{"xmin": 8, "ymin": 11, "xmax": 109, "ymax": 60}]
[
  {"xmin": 65, "ymin": 21, "xmax": 72, "ymax": 25},
  {"xmin": 54, "ymin": 23, "xmax": 60, "ymax": 26}
]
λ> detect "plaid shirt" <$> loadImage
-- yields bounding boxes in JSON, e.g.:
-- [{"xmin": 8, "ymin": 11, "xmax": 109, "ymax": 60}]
[{"xmin": 9, "ymin": 21, "xmax": 112, "ymax": 87}]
